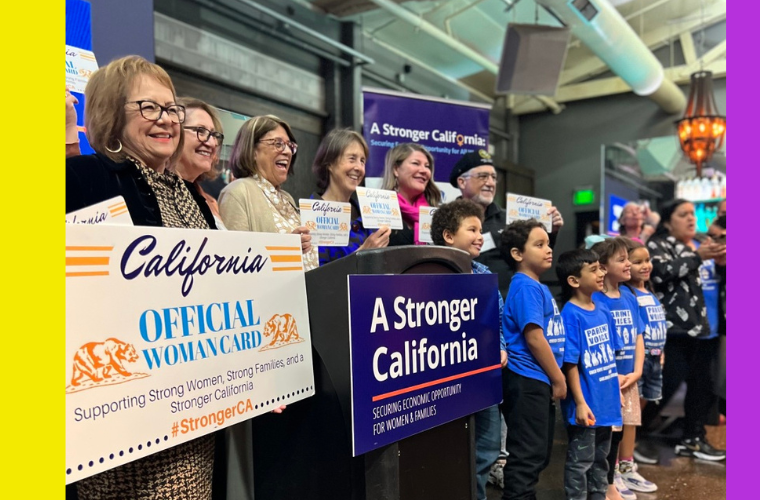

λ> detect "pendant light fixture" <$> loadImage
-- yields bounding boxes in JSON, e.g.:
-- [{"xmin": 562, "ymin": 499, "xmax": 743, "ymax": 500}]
[{"xmin": 675, "ymin": 70, "xmax": 726, "ymax": 176}]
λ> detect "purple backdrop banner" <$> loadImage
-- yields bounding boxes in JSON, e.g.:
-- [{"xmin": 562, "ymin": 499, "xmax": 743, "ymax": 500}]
[
  {"xmin": 363, "ymin": 90, "xmax": 491, "ymax": 182},
  {"xmin": 348, "ymin": 274, "xmax": 502, "ymax": 456}
]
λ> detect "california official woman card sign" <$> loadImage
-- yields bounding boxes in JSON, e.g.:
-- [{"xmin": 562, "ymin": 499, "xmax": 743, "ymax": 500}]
[
  {"xmin": 65, "ymin": 225, "xmax": 315, "ymax": 484},
  {"xmin": 356, "ymin": 187, "xmax": 404, "ymax": 229},
  {"xmin": 417, "ymin": 206, "xmax": 437, "ymax": 244},
  {"xmin": 506, "ymin": 193, "xmax": 552, "ymax": 232},
  {"xmin": 299, "ymin": 199, "xmax": 352, "ymax": 246},
  {"xmin": 66, "ymin": 196, "xmax": 134, "ymax": 226}
]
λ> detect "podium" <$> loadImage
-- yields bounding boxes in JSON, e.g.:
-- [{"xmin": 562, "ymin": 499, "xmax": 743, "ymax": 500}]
[{"xmin": 251, "ymin": 246, "xmax": 478, "ymax": 500}]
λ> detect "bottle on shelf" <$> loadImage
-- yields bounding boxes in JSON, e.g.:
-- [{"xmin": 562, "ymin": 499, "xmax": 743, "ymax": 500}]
[{"xmin": 701, "ymin": 177, "xmax": 712, "ymax": 200}]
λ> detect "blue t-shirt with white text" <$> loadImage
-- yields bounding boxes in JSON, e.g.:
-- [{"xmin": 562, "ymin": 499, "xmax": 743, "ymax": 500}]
[
  {"xmin": 632, "ymin": 288, "xmax": 667, "ymax": 352},
  {"xmin": 699, "ymin": 257, "xmax": 719, "ymax": 340},
  {"xmin": 560, "ymin": 302, "xmax": 623, "ymax": 428},
  {"xmin": 503, "ymin": 273, "xmax": 565, "ymax": 385},
  {"xmin": 593, "ymin": 288, "xmax": 643, "ymax": 375}
]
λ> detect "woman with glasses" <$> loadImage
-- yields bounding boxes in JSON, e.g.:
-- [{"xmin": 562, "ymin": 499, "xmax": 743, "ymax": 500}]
[
  {"xmin": 66, "ymin": 56, "xmax": 217, "ymax": 499},
  {"xmin": 218, "ymin": 115, "xmax": 318, "ymax": 270},
  {"xmin": 176, "ymin": 97, "xmax": 226, "ymax": 228},
  {"xmin": 380, "ymin": 143, "xmax": 442, "ymax": 246}
]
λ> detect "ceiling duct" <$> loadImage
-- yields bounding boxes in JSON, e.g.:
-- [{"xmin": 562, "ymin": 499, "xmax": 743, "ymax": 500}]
[{"xmin": 537, "ymin": 0, "xmax": 686, "ymax": 113}]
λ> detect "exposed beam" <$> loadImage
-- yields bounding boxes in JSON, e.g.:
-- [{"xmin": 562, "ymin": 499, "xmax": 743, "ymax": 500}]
[
  {"xmin": 363, "ymin": 31, "xmax": 495, "ymax": 104},
  {"xmin": 513, "ymin": 57, "xmax": 725, "ymax": 114},
  {"xmin": 366, "ymin": 0, "xmax": 561, "ymax": 112},
  {"xmin": 559, "ymin": 1, "xmax": 725, "ymax": 86},
  {"xmin": 680, "ymin": 32, "xmax": 697, "ymax": 65}
]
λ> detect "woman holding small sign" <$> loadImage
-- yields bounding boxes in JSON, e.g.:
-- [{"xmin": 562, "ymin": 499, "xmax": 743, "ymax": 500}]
[
  {"xmin": 218, "ymin": 115, "xmax": 318, "ymax": 270},
  {"xmin": 381, "ymin": 143, "xmax": 442, "ymax": 246},
  {"xmin": 310, "ymin": 129, "xmax": 391, "ymax": 265},
  {"xmin": 66, "ymin": 56, "xmax": 217, "ymax": 499}
]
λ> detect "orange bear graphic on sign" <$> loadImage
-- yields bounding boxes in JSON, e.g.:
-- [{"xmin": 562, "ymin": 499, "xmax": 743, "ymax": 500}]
[
  {"xmin": 259, "ymin": 314, "xmax": 306, "ymax": 351},
  {"xmin": 305, "ymin": 220, "xmax": 317, "ymax": 230},
  {"xmin": 67, "ymin": 338, "xmax": 148, "ymax": 393}
]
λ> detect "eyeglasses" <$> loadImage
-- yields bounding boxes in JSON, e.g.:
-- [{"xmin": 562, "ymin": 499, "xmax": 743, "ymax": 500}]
[
  {"xmin": 258, "ymin": 138, "xmax": 298, "ymax": 155},
  {"xmin": 184, "ymin": 126, "xmax": 224, "ymax": 144},
  {"xmin": 461, "ymin": 172, "xmax": 498, "ymax": 182},
  {"xmin": 126, "ymin": 100, "xmax": 186, "ymax": 124}
]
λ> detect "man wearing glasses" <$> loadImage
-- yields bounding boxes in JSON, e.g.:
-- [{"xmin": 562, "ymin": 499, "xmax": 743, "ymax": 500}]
[
  {"xmin": 450, "ymin": 150, "xmax": 564, "ymax": 498},
  {"xmin": 450, "ymin": 150, "xmax": 564, "ymax": 297}
]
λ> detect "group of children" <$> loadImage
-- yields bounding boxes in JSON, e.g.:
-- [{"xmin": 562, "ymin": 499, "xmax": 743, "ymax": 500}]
[{"xmin": 430, "ymin": 199, "xmax": 666, "ymax": 500}]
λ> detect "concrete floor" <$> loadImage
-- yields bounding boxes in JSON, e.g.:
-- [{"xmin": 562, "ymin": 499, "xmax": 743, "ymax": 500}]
[
  {"xmin": 486, "ymin": 424, "xmax": 726, "ymax": 500},
  {"xmin": 487, "ymin": 386, "xmax": 726, "ymax": 500}
]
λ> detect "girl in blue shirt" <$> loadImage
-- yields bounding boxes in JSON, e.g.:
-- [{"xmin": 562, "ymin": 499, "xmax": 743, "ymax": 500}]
[
  {"xmin": 624, "ymin": 238, "xmax": 668, "ymax": 469},
  {"xmin": 591, "ymin": 238, "xmax": 653, "ymax": 499}
]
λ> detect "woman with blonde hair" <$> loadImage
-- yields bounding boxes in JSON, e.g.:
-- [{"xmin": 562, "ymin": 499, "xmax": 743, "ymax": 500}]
[
  {"xmin": 175, "ymin": 96, "xmax": 225, "ymax": 227},
  {"xmin": 66, "ymin": 55, "xmax": 216, "ymax": 499},
  {"xmin": 218, "ymin": 115, "xmax": 317, "ymax": 270},
  {"xmin": 381, "ymin": 143, "xmax": 442, "ymax": 246}
]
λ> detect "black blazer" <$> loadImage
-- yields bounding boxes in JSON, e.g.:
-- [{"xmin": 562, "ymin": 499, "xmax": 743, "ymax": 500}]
[{"xmin": 66, "ymin": 153, "xmax": 217, "ymax": 229}]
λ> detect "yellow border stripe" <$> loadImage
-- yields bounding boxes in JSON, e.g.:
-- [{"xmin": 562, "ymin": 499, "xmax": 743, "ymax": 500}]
[
  {"xmin": 66, "ymin": 271, "xmax": 110, "ymax": 277},
  {"xmin": 272, "ymin": 267, "xmax": 302, "ymax": 272},
  {"xmin": 270, "ymin": 255, "xmax": 302, "ymax": 263},
  {"xmin": 66, "ymin": 257, "xmax": 110, "ymax": 266}
]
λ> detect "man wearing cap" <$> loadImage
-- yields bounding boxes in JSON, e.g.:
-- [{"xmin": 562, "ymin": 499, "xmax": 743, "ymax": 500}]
[
  {"xmin": 451, "ymin": 150, "xmax": 564, "ymax": 499},
  {"xmin": 450, "ymin": 150, "xmax": 564, "ymax": 297}
]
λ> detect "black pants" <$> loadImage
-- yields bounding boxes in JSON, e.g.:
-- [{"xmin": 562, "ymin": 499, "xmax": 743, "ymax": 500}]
[
  {"xmin": 500, "ymin": 368, "xmax": 554, "ymax": 500},
  {"xmin": 606, "ymin": 430, "xmax": 623, "ymax": 483},
  {"xmin": 565, "ymin": 425, "xmax": 612, "ymax": 500},
  {"xmin": 641, "ymin": 336, "xmax": 718, "ymax": 440}
]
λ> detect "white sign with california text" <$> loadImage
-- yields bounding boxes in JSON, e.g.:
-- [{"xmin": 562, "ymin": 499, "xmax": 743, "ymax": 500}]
[
  {"xmin": 66, "ymin": 196, "xmax": 134, "ymax": 226},
  {"xmin": 506, "ymin": 193, "xmax": 553, "ymax": 232},
  {"xmin": 65, "ymin": 225, "xmax": 315, "ymax": 484},
  {"xmin": 355, "ymin": 187, "xmax": 403, "ymax": 229}
]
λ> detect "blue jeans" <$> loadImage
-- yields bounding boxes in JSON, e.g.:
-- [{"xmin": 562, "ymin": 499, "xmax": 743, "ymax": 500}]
[
  {"xmin": 638, "ymin": 353, "xmax": 663, "ymax": 401},
  {"xmin": 475, "ymin": 405, "xmax": 502, "ymax": 500}
]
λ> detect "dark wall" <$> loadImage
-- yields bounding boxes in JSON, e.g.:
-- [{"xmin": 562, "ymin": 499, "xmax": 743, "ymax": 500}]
[{"xmin": 518, "ymin": 78, "xmax": 726, "ymax": 264}]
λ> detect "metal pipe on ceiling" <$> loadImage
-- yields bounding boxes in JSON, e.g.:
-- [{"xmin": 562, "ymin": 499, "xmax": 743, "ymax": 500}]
[
  {"xmin": 537, "ymin": 0, "xmax": 686, "ymax": 113},
  {"xmin": 367, "ymin": 0, "xmax": 500, "ymax": 74},
  {"xmin": 364, "ymin": 31, "xmax": 495, "ymax": 104},
  {"xmin": 230, "ymin": 0, "xmax": 376, "ymax": 65}
]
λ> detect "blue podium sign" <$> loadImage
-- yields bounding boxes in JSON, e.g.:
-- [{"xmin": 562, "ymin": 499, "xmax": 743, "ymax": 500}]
[{"xmin": 348, "ymin": 274, "xmax": 502, "ymax": 456}]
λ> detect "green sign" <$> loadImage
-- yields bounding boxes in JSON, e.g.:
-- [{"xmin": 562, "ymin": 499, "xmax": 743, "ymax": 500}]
[{"xmin": 573, "ymin": 189, "xmax": 595, "ymax": 206}]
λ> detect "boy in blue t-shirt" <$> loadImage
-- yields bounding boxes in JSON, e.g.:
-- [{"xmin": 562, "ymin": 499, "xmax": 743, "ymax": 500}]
[
  {"xmin": 431, "ymin": 199, "xmax": 506, "ymax": 500},
  {"xmin": 499, "ymin": 219, "xmax": 566, "ymax": 500},
  {"xmin": 557, "ymin": 249, "xmax": 623, "ymax": 500}
]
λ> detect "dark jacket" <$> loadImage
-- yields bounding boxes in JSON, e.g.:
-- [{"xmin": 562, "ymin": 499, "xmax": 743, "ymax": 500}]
[
  {"xmin": 66, "ymin": 153, "xmax": 217, "ymax": 229},
  {"xmin": 647, "ymin": 233, "xmax": 709, "ymax": 337},
  {"xmin": 475, "ymin": 202, "xmax": 558, "ymax": 298}
]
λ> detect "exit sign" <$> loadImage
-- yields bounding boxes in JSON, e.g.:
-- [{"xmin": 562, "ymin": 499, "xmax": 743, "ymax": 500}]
[{"xmin": 573, "ymin": 188, "xmax": 596, "ymax": 206}]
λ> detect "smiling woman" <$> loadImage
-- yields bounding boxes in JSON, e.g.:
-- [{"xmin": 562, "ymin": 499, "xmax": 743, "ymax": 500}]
[
  {"xmin": 309, "ymin": 128, "xmax": 390, "ymax": 265},
  {"xmin": 65, "ymin": 55, "xmax": 217, "ymax": 500},
  {"xmin": 175, "ymin": 97, "xmax": 225, "ymax": 228},
  {"xmin": 381, "ymin": 143, "xmax": 442, "ymax": 246},
  {"xmin": 218, "ymin": 115, "xmax": 318, "ymax": 270}
]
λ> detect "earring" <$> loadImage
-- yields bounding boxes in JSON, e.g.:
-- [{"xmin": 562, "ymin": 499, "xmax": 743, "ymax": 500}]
[
  {"xmin": 105, "ymin": 139, "xmax": 123, "ymax": 153},
  {"xmin": 393, "ymin": 176, "xmax": 398, "ymax": 190}
]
